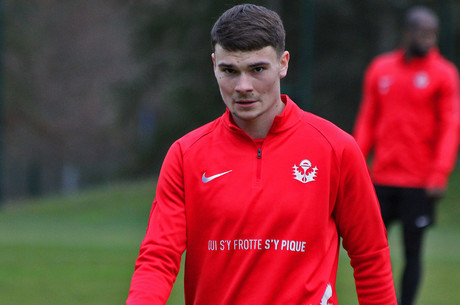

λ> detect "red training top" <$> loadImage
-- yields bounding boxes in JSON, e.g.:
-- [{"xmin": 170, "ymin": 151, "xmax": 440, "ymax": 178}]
[
  {"xmin": 354, "ymin": 49, "xmax": 460, "ymax": 189},
  {"xmin": 127, "ymin": 95, "xmax": 396, "ymax": 305}
]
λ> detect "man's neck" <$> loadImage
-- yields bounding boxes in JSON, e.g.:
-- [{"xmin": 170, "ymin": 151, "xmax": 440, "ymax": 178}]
[
  {"xmin": 404, "ymin": 47, "xmax": 432, "ymax": 61},
  {"xmin": 236, "ymin": 117, "xmax": 274, "ymax": 140},
  {"xmin": 405, "ymin": 52, "xmax": 427, "ymax": 61},
  {"xmin": 233, "ymin": 100, "xmax": 286, "ymax": 140}
]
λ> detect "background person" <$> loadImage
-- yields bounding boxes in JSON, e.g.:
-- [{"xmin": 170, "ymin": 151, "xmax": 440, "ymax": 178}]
[{"xmin": 354, "ymin": 6, "xmax": 460, "ymax": 305}]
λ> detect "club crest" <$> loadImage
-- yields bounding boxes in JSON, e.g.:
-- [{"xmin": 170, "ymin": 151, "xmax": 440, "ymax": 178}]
[
  {"xmin": 378, "ymin": 76, "xmax": 392, "ymax": 94},
  {"xmin": 292, "ymin": 159, "xmax": 318, "ymax": 184},
  {"xmin": 414, "ymin": 71, "xmax": 429, "ymax": 89}
]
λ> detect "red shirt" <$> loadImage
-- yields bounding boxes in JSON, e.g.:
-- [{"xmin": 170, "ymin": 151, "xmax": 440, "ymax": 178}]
[
  {"xmin": 354, "ymin": 49, "xmax": 460, "ymax": 189},
  {"xmin": 127, "ymin": 96, "xmax": 396, "ymax": 305}
]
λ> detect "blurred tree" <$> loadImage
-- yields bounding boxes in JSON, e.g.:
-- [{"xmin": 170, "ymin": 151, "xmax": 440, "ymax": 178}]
[{"xmin": 4, "ymin": 0, "xmax": 137, "ymax": 198}]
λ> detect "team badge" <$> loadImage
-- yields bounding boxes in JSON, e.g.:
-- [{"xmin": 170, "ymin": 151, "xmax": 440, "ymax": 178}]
[
  {"xmin": 413, "ymin": 71, "xmax": 429, "ymax": 89},
  {"xmin": 292, "ymin": 159, "xmax": 318, "ymax": 184},
  {"xmin": 378, "ymin": 76, "xmax": 392, "ymax": 94}
]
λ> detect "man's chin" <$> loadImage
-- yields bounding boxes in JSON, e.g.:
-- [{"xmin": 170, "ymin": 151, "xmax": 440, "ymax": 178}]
[
  {"xmin": 407, "ymin": 45, "xmax": 430, "ymax": 57},
  {"xmin": 231, "ymin": 109, "xmax": 259, "ymax": 122}
]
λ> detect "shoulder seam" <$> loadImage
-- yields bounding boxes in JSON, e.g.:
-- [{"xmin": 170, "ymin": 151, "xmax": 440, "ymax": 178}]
[{"xmin": 178, "ymin": 119, "xmax": 221, "ymax": 157}]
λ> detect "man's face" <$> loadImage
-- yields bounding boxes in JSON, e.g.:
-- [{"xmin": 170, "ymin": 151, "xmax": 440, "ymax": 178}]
[
  {"xmin": 212, "ymin": 45, "xmax": 289, "ymax": 129},
  {"xmin": 406, "ymin": 18, "xmax": 438, "ymax": 57}
]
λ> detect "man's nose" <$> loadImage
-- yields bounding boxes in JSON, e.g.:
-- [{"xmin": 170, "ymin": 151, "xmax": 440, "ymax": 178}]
[{"xmin": 235, "ymin": 73, "xmax": 253, "ymax": 93}]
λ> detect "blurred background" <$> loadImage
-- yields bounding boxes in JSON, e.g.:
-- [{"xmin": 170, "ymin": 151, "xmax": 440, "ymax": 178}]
[
  {"xmin": 1, "ymin": 1, "xmax": 460, "ymax": 304},
  {"xmin": 2, "ymin": 0, "xmax": 459, "ymax": 202}
]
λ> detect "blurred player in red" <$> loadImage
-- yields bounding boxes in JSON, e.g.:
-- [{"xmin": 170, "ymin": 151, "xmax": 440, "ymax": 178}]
[{"xmin": 354, "ymin": 6, "xmax": 460, "ymax": 305}]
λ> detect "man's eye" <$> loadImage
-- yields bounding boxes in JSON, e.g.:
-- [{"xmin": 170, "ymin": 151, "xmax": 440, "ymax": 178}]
[
  {"xmin": 253, "ymin": 67, "xmax": 265, "ymax": 72},
  {"xmin": 223, "ymin": 68, "xmax": 235, "ymax": 74}
]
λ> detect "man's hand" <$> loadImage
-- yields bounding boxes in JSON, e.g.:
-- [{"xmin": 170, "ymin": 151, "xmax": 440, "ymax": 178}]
[{"xmin": 426, "ymin": 188, "xmax": 445, "ymax": 201}]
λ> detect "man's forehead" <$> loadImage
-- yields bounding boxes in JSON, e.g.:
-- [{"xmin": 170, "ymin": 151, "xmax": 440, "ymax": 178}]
[{"xmin": 214, "ymin": 44, "xmax": 278, "ymax": 64}]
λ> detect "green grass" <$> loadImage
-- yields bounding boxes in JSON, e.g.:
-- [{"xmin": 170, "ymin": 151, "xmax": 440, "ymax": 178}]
[
  {"xmin": 0, "ymin": 180, "xmax": 156, "ymax": 305},
  {"xmin": 1, "ymin": 168, "xmax": 459, "ymax": 304}
]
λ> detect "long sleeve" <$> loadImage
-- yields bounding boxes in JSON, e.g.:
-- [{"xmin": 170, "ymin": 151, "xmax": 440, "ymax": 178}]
[
  {"xmin": 428, "ymin": 65, "xmax": 460, "ymax": 189},
  {"xmin": 353, "ymin": 63, "xmax": 379, "ymax": 158},
  {"xmin": 334, "ymin": 137, "xmax": 397, "ymax": 305},
  {"xmin": 127, "ymin": 141, "xmax": 187, "ymax": 305}
]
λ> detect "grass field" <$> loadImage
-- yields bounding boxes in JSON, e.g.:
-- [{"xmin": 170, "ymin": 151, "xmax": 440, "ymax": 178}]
[{"xmin": 0, "ymin": 168, "xmax": 459, "ymax": 304}]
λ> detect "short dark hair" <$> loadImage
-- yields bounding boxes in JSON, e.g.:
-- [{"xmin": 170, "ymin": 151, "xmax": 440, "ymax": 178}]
[{"xmin": 211, "ymin": 4, "xmax": 285, "ymax": 57}]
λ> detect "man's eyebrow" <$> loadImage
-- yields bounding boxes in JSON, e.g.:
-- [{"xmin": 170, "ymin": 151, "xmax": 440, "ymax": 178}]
[
  {"xmin": 217, "ymin": 63, "xmax": 234, "ymax": 68},
  {"xmin": 217, "ymin": 61, "xmax": 270, "ymax": 68},
  {"xmin": 249, "ymin": 61, "xmax": 270, "ymax": 67}
]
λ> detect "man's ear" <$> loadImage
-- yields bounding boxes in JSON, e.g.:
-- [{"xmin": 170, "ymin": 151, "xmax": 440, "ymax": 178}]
[
  {"xmin": 279, "ymin": 51, "xmax": 290, "ymax": 79},
  {"xmin": 211, "ymin": 53, "xmax": 216, "ymax": 70}
]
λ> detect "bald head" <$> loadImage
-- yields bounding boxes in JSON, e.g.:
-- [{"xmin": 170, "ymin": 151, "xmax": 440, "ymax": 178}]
[
  {"xmin": 404, "ymin": 6, "xmax": 439, "ymax": 31},
  {"xmin": 403, "ymin": 6, "xmax": 439, "ymax": 58}
]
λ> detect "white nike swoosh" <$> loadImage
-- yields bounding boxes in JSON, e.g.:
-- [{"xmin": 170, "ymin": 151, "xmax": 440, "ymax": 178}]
[{"xmin": 202, "ymin": 170, "xmax": 232, "ymax": 183}]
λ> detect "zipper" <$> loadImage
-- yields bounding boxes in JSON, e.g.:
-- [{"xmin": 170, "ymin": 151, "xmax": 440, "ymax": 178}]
[{"xmin": 255, "ymin": 141, "xmax": 263, "ymax": 185}]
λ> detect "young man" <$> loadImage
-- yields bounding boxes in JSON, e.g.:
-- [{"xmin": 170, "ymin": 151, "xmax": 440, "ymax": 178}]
[
  {"xmin": 354, "ymin": 6, "xmax": 460, "ymax": 305},
  {"xmin": 127, "ymin": 4, "xmax": 397, "ymax": 305}
]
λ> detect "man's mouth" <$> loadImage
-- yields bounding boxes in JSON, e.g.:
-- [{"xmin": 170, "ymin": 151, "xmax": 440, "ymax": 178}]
[{"xmin": 235, "ymin": 99, "xmax": 258, "ymax": 105}]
